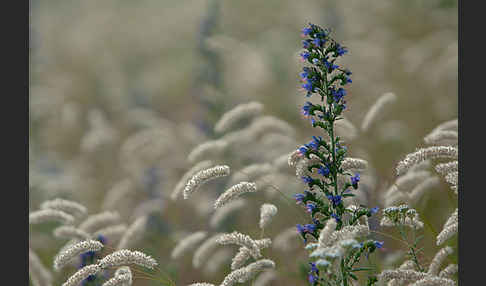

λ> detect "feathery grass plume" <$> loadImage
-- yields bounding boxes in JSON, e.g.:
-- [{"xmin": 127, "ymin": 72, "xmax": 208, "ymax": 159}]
[
  {"xmin": 427, "ymin": 246, "xmax": 453, "ymax": 276},
  {"xmin": 295, "ymin": 155, "xmax": 321, "ymax": 179},
  {"xmin": 444, "ymin": 171, "xmax": 458, "ymax": 187},
  {"xmin": 204, "ymin": 248, "xmax": 232, "ymax": 275},
  {"xmin": 245, "ymin": 115, "xmax": 295, "ymax": 140},
  {"xmin": 387, "ymin": 260, "xmax": 415, "ymax": 286},
  {"xmin": 170, "ymin": 160, "xmax": 213, "ymax": 200},
  {"xmin": 273, "ymin": 226, "xmax": 299, "ymax": 251},
  {"xmin": 396, "ymin": 146, "xmax": 458, "ymax": 176},
  {"xmin": 188, "ymin": 283, "xmax": 215, "ymax": 286},
  {"xmin": 102, "ymin": 179, "xmax": 136, "ymax": 210},
  {"xmin": 341, "ymin": 157, "xmax": 368, "ymax": 171},
  {"xmin": 379, "ymin": 269, "xmax": 429, "ymax": 283},
  {"xmin": 171, "ymin": 231, "xmax": 207, "ymax": 259},
  {"xmin": 29, "ymin": 209, "xmax": 75, "ymax": 225},
  {"xmin": 216, "ymin": 231, "xmax": 262, "ymax": 259},
  {"xmin": 439, "ymin": 264, "xmax": 458, "ymax": 278},
  {"xmin": 214, "ymin": 101, "xmax": 264, "ymax": 133},
  {"xmin": 101, "ymin": 266, "xmax": 132, "ymax": 286},
  {"xmin": 361, "ymin": 92, "xmax": 397, "ymax": 132},
  {"xmin": 335, "ymin": 117, "xmax": 358, "ymax": 141},
  {"xmin": 193, "ymin": 233, "xmax": 223, "ymax": 268},
  {"xmin": 409, "ymin": 177, "xmax": 440, "ymax": 205},
  {"xmin": 94, "ymin": 224, "xmax": 128, "ymax": 244},
  {"xmin": 424, "ymin": 130, "xmax": 458, "ymax": 145},
  {"xmin": 253, "ymin": 269, "xmax": 277, "ymax": 286},
  {"xmin": 409, "ymin": 276, "xmax": 455, "ymax": 286},
  {"xmin": 29, "ymin": 248, "xmax": 53, "ymax": 286},
  {"xmin": 98, "ymin": 249, "xmax": 158, "ymax": 269},
  {"xmin": 54, "ymin": 240, "xmax": 103, "ymax": 270},
  {"xmin": 117, "ymin": 215, "xmax": 148, "ymax": 249},
  {"xmin": 384, "ymin": 171, "xmax": 432, "ymax": 207},
  {"xmin": 62, "ymin": 264, "xmax": 101, "ymax": 286},
  {"xmin": 435, "ymin": 161, "xmax": 458, "ymax": 175},
  {"xmin": 231, "ymin": 239, "xmax": 272, "ymax": 270},
  {"xmin": 188, "ymin": 139, "xmax": 228, "ymax": 163},
  {"xmin": 40, "ymin": 198, "xmax": 87, "ymax": 218},
  {"xmin": 287, "ymin": 149, "xmax": 303, "ymax": 168},
  {"xmin": 221, "ymin": 259, "xmax": 275, "ymax": 286},
  {"xmin": 209, "ymin": 199, "xmax": 246, "ymax": 229},
  {"xmin": 53, "ymin": 226, "xmax": 91, "ymax": 241},
  {"xmin": 230, "ymin": 163, "xmax": 272, "ymax": 185},
  {"xmin": 409, "ymin": 159, "xmax": 432, "ymax": 173},
  {"xmin": 183, "ymin": 165, "xmax": 230, "ymax": 199},
  {"xmin": 78, "ymin": 211, "xmax": 121, "ymax": 233},
  {"xmin": 321, "ymin": 224, "xmax": 370, "ymax": 248},
  {"xmin": 436, "ymin": 220, "xmax": 458, "ymax": 246},
  {"xmin": 214, "ymin": 182, "xmax": 257, "ymax": 209},
  {"xmin": 318, "ymin": 219, "xmax": 337, "ymax": 246},
  {"xmin": 429, "ymin": 119, "xmax": 458, "ymax": 134},
  {"xmin": 259, "ymin": 204, "xmax": 278, "ymax": 229}
]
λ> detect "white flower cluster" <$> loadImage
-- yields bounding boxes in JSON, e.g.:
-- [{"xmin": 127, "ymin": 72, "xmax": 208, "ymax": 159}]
[
  {"xmin": 259, "ymin": 203, "xmax": 278, "ymax": 229},
  {"xmin": 216, "ymin": 231, "xmax": 262, "ymax": 259},
  {"xmin": 380, "ymin": 205, "xmax": 424, "ymax": 229}
]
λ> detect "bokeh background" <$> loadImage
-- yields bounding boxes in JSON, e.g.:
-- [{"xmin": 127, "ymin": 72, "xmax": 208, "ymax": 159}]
[{"xmin": 29, "ymin": 0, "xmax": 458, "ymax": 285}]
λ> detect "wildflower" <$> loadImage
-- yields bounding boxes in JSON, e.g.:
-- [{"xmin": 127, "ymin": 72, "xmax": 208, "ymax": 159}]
[
  {"xmin": 374, "ymin": 241, "xmax": 384, "ymax": 249},
  {"xmin": 301, "ymin": 101, "xmax": 313, "ymax": 116},
  {"xmin": 294, "ymin": 193, "xmax": 306, "ymax": 204},
  {"xmin": 326, "ymin": 194, "xmax": 342, "ymax": 207},
  {"xmin": 336, "ymin": 44, "xmax": 347, "ymax": 56},
  {"xmin": 300, "ymin": 51, "xmax": 310, "ymax": 61},
  {"xmin": 331, "ymin": 213, "xmax": 341, "ymax": 222},
  {"xmin": 304, "ymin": 223, "xmax": 316, "ymax": 233},
  {"xmin": 370, "ymin": 207, "xmax": 379, "ymax": 215},
  {"xmin": 302, "ymin": 27, "xmax": 312, "ymax": 36},
  {"xmin": 331, "ymin": 87, "xmax": 346, "ymax": 101},
  {"xmin": 350, "ymin": 173, "xmax": 360, "ymax": 188},
  {"xmin": 301, "ymin": 176, "xmax": 313, "ymax": 184},
  {"xmin": 306, "ymin": 202, "xmax": 316, "ymax": 213}
]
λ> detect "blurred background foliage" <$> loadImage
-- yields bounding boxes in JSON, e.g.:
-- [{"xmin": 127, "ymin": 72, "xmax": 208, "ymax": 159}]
[{"xmin": 29, "ymin": 0, "xmax": 457, "ymax": 285}]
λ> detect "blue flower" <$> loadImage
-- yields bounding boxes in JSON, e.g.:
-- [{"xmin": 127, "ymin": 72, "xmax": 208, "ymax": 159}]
[
  {"xmin": 302, "ymin": 176, "xmax": 313, "ymax": 184},
  {"xmin": 312, "ymin": 58, "xmax": 319, "ymax": 65},
  {"xmin": 326, "ymin": 195, "xmax": 342, "ymax": 207},
  {"xmin": 300, "ymin": 71, "xmax": 309, "ymax": 79},
  {"xmin": 351, "ymin": 173, "xmax": 360, "ymax": 188},
  {"xmin": 302, "ymin": 82, "xmax": 314, "ymax": 93},
  {"xmin": 302, "ymin": 40, "xmax": 311, "ymax": 49},
  {"xmin": 324, "ymin": 60, "xmax": 339, "ymax": 71},
  {"xmin": 332, "ymin": 87, "xmax": 346, "ymax": 101},
  {"xmin": 312, "ymin": 38, "xmax": 321, "ymax": 47},
  {"xmin": 374, "ymin": 241, "xmax": 384, "ymax": 249},
  {"xmin": 301, "ymin": 51, "xmax": 310, "ymax": 60},
  {"xmin": 306, "ymin": 202, "xmax": 316, "ymax": 213},
  {"xmin": 370, "ymin": 207, "xmax": 379, "ymax": 215},
  {"xmin": 309, "ymin": 262, "xmax": 319, "ymax": 274},
  {"xmin": 294, "ymin": 193, "xmax": 305, "ymax": 204},
  {"xmin": 296, "ymin": 224, "xmax": 305, "ymax": 235},
  {"xmin": 299, "ymin": 146, "xmax": 308, "ymax": 156},
  {"xmin": 336, "ymin": 44, "xmax": 348, "ymax": 56},
  {"xmin": 331, "ymin": 213, "xmax": 341, "ymax": 222},
  {"xmin": 304, "ymin": 223, "xmax": 316, "ymax": 233},
  {"xmin": 97, "ymin": 234, "xmax": 106, "ymax": 245},
  {"xmin": 317, "ymin": 165, "xmax": 330, "ymax": 176},
  {"xmin": 308, "ymin": 274, "xmax": 318, "ymax": 284},
  {"xmin": 302, "ymin": 27, "xmax": 312, "ymax": 36},
  {"xmin": 302, "ymin": 101, "xmax": 313, "ymax": 116}
]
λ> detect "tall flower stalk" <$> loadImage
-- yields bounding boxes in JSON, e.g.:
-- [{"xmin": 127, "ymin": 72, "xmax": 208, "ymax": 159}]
[{"xmin": 293, "ymin": 23, "xmax": 380, "ymax": 286}]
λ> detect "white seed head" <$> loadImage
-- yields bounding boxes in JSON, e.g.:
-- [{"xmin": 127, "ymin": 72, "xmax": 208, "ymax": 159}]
[
  {"xmin": 444, "ymin": 171, "xmax": 458, "ymax": 188},
  {"xmin": 216, "ymin": 231, "xmax": 261, "ymax": 259},
  {"xmin": 171, "ymin": 231, "xmax": 207, "ymax": 259},
  {"xmin": 117, "ymin": 215, "xmax": 148, "ymax": 250},
  {"xmin": 40, "ymin": 198, "xmax": 87, "ymax": 218},
  {"xmin": 54, "ymin": 240, "xmax": 103, "ymax": 271},
  {"xmin": 427, "ymin": 247, "xmax": 453, "ymax": 276},
  {"xmin": 379, "ymin": 270, "xmax": 429, "ymax": 283},
  {"xmin": 318, "ymin": 219, "xmax": 337, "ymax": 246},
  {"xmin": 214, "ymin": 101, "xmax": 264, "ymax": 133},
  {"xmin": 101, "ymin": 266, "xmax": 132, "ymax": 286},
  {"xmin": 29, "ymin": 248, "xmax": 53, "ymax": 286},
  {"xmin": 259, "ymin": 204, "xmax": 278, "ymax": 229},
  {"xmin": 53, "ymin": 226, "xmax": 91, "ymax": 241},
  {"xmin": 409, "ymin": 276, "xmax": 455, "ymax": 286},
  {"xmin": 29, "ymin": 209, "xmax": 74, "ymax": 225},
  {"xmin": 98, "ymin": 249, "xmax": 158, "ymax": 270},
  {"xmin": 424, "ymin": 130, "xmax": 458, "ymax": 145},
  {"xmin": 341, "ymin": 157, "xmax": 368, "ymax": 171},
  {"xmin": 188, "ymin": 140, "xmax": 228, "ymax": 163},
  {"xmin": 361, "ymin": 92, "xmax": 397, "ymax": 132},
  {"xmin": 170, "ymin": 160, "xmax": 213, "ymax": 200},
  {"xmin": 214, "ymin": 182, "xmax": 257, "ymax": 209},
  {"xmin": 93, "ymin": 224, "xmax": 128, "ymax": 244},
  {"xmin": 396, "ymin": 146, "xmax": 458, "ymax": 176},
  {"xmin": 221, "ymin": 259, "xmax": 275, "ymax": 286},
  {"xmin": 436, "ymin": 222, "xmax": 457, "ymax": 246},
  {"xmin": 62, "ymin": 265, "xmax": 101, "ymax": 286},
  {"xmin": 435, "ymin": 161, "xmax": 458, "ymax": 175},
  {"xmin": 183, "ymin": 165, "xmax": 231, "ymax": 199},
  {"xmin": 439, "ymin": 264, "xmax": 458, "ymax": 279},
  {"xmin": 231, "ymin": 239, "xmax": 272, "ymax": 270},
  {"xmin": 78, "ymin": 211, "xmax": 121, "ymax": 233},
  {"xmin": 188, "ymin": 283, "xmax": 215, "ymax": 286}
]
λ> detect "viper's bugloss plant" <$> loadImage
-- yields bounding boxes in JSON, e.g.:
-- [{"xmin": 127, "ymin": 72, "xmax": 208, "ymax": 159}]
[{"xmin": 294, "ymin": 23, "xmax": 381, "ymax": 286}]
